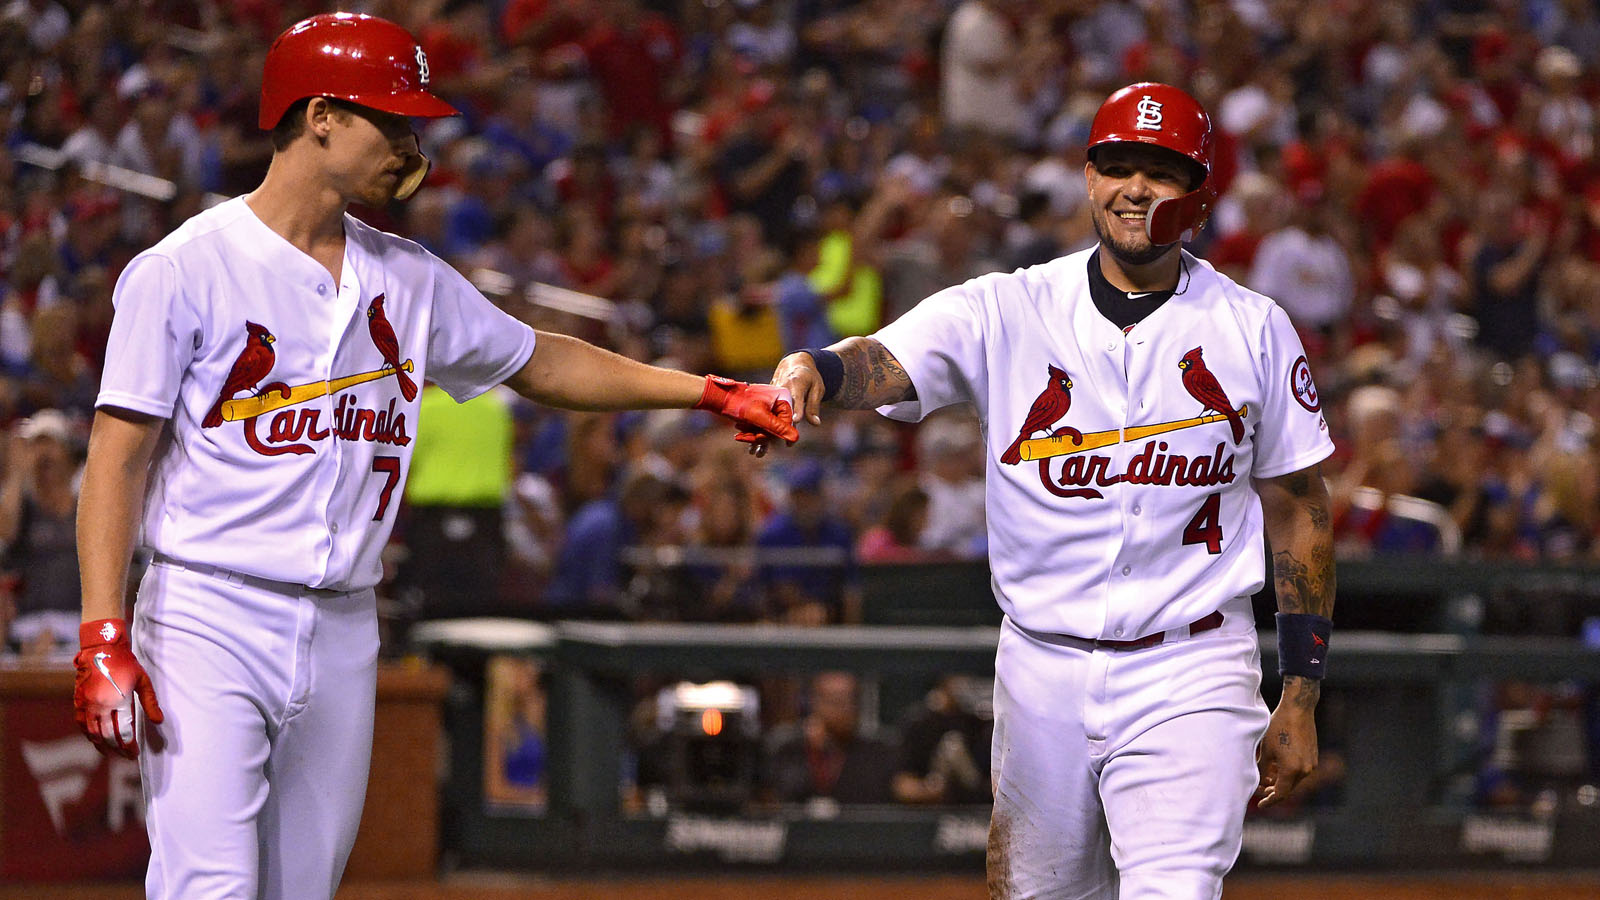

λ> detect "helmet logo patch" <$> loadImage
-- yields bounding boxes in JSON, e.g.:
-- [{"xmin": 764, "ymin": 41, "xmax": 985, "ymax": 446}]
[
  {"xmin": 1135, "ymin": 96, "xmax": 1163, "ymax": 131},
  {"xmin": 414, "ymin": 46, "xmax": 430, "ymax": 85}
]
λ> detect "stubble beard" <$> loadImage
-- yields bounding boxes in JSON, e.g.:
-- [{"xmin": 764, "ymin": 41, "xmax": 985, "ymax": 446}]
[{"xmin": 1092, "ymin": 210, "xmax": 1179, "ymax": 267}]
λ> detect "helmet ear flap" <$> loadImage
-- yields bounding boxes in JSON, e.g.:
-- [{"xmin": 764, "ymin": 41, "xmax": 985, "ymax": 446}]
[
  {"xmin": 392, "ymin": 153, "xmax": 431, "ymax": 201},
  {"xmin": 1146, "ymin": 182, "xmax": 1217, "ymax": 245}
]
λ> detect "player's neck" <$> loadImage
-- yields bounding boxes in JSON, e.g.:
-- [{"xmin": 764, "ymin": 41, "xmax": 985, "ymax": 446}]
[
  {"xmin": 1096, "ymin": 246, "xmax": 1183, "ymax": 293},
  {"xmin": 246, "ymin": 155, "xmax": 350, "ymax": 261}
]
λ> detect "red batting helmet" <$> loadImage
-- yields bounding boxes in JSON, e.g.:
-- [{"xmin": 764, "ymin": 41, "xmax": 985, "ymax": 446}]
[
  {"xmin": 258, "ymin": 13, "xmax": 458, "ymax": 131},
  {"xmin": 1087, "ymin": 83, "xmax": 1217, "ymax": 244}
]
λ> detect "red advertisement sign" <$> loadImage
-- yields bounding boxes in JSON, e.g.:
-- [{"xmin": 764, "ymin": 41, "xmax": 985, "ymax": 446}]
[{"xmin": 1, "ymin": 696, "xmax": 149, "ymax": 880}]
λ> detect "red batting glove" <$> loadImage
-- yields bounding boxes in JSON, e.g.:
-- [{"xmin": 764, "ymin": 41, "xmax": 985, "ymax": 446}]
[
  {"xmin": 693, "ymin": 375, "xmax": 799, "ymax": 445},
  {"xmin": 73, "ymin": 618, "xmax": 163, "ymax": 759}
]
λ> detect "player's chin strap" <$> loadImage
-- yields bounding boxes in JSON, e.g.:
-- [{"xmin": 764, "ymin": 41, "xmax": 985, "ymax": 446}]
[
  {"xmin": 1145, "ymin": 182, "xmax": 1218, "ymax": 245},
  {"xmin": 393, "ymin": 152, "xmax": 431, "ymax": 201}
]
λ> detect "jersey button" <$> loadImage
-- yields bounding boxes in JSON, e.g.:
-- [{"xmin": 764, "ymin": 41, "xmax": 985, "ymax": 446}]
[
  {"xmin": 1121, "ymin": 565, "xmax": 1132, "ymax": 576},
  {"xmin": 317, "ymin": 283, "xmax": 329, "ymax": 295},
  {"xmin": 1132, "ymin": 504, "xmax": 1142, "ymax": 515},
  {"xmin": 1105, "ymin": 340, "xmax": 1117, "ymax": 352},
  {"xmin": 1114, "ymin": 628, "xmax": 1124, "ymax": 637},
  {"xmin": 331, "ymin": 523, "xmax": 340, "ymax": 534}
]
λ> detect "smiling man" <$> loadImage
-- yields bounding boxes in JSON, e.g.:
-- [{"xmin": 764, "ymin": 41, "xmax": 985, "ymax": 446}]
[
  {"xmin": 71, "ymin": 13, "xmax": 795, "ymax": 900},
  {"xmin": 762, "ymin": 83, "xmax": 1337, "ymax": 899}
]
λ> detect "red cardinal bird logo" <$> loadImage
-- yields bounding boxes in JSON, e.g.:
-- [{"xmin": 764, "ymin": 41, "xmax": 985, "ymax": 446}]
[
  {"xmin": 1178, "ymin": 346, "xmax": 1244, "ymax": 444},
  {"xmin": 203, "ymin": 321, "xmax": 277, "ymax": 428},
  {"xmin": 366, "ymin": 294, "xmax": 417, "ymax": 401},
  {"xmin": 1001, "ymin": 365, "xmax": 1082, "ymax": 465}
]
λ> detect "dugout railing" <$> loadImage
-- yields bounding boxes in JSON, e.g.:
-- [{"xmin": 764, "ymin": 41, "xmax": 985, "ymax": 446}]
[{"xmin": 410, "ymin": 557, "xmax": 1600, "ymax": 873}]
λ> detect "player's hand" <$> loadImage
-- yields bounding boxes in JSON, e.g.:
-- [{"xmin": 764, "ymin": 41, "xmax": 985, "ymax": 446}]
[
  {"xmin": 693, "ymin": 375, "xmax": 798, "ymax": 455},
  {"xmin": 1255, "ymin": 681, "xmax": 1319, "ymax": 808},
  {"xmin": 739, "ymin": 352, "xmax": 824, "ymax": 457},
  {"xmin": 73, "ymin": 618, "xmax": 164, "ymax": 759}
]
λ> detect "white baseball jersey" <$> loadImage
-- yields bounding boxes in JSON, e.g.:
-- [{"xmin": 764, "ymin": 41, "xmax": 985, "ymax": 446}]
[
  {"xmin": 875, "ymin": 247, "xmax": 1333, "ymax": 639},
  {"xmin": 99, "ymin": 196, "xmax": 537, "ymax": 591}
]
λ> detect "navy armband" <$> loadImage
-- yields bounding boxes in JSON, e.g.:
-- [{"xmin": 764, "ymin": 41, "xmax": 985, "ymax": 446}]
[
  {"xmin": 799, "ymin": 348, "xmax": 845, "ymax": 402},
  {"xmin": 1275, "ymin": 612, "xmax": 1331, "ymax": 680}
]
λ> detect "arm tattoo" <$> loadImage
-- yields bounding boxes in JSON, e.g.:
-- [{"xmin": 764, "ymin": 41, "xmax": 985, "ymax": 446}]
[
  {"xmin": 1282, "ymin": 675, "xmax": 1322, "ymax": 710},
  {"xmin": 832, "ymin": 337, "xmax": 915, "ymax": 409},
  {"xmin": 1269, "ymin": 463, "xmax": 1336, "ymax": 619}
]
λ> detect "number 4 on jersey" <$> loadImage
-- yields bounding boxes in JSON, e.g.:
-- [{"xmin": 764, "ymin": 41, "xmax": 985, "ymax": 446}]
[{"xmin": 1182, "ymin": 492, "xmax": 1223, "ymax": 554}]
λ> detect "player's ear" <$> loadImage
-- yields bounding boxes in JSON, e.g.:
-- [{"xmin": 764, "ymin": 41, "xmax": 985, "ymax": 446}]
[{"xmin": 307, "ymin": 97, "xmax": 337, "ymax": 144}]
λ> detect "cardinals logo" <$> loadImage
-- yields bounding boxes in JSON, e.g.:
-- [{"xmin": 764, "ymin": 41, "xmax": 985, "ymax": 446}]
[
  {"xmin": 367, "ymin": 294, "xmax": 418, "ymax": 401},
  {"xmin": 201, "ymin": 315, "xmax": 417, "ymax": 457},
  {"xmin": 1001, "ymin": 365, "xmax": 1083, "ymax": 465},
  {"xmin": 204, "ymin": 322, "xmax": 280, "ymax": 428},
  {"xmin": 1178, "ymin": 347, "xmax": 1244, "ymax": 445},
  {"xmin": 1000, "ymin": 354, "xmax": 1253, "ymax": 502}
]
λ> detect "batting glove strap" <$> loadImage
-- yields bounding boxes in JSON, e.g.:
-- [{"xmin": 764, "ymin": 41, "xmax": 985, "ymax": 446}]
[
  {"xmin": 1275, "ymin": 612, "xmax": 1331, "ymax": 680},
  {"xmin": 80, "ymin": 617, "xmax": 129, "ymax": 650}
]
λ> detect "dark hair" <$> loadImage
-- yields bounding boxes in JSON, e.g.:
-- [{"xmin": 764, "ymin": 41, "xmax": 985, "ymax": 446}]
[{"xmin": 269, "ymin": 98, "xmax": 313, "ymax": 151}]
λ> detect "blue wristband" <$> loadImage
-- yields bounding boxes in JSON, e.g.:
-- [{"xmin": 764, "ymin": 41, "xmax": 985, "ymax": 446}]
[
  {"xmin": 1275, "ymin": 613, "xmax": 1332, "ymax": 679},
  {"xmin": 799, "ymin": 348, "xmax": 845, "ymax": 402}
]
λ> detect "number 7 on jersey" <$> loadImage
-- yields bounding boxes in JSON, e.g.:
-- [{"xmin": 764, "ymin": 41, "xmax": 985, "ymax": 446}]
[{"xmin": 370, "ymin": 455, "xmax": 402, "ymax": 521}]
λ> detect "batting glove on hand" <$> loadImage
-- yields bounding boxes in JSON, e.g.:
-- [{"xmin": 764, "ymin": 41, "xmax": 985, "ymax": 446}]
[
  {"xmin": 693, "ymin": 375, "xmax": 799, "ymax": 446},
  {"xmin": 73, "ymin": 618, "xmax": 163, "ymax": 759}
]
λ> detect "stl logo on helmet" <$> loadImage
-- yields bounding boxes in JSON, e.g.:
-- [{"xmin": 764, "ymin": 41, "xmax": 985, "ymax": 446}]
[
  {"xmin": 414, "ymin": 45, "xmax": 430, "ymax": 85},
  {"xmin": 1135, "ymin": 96, "xmax": 1164, "ymax": 131}
]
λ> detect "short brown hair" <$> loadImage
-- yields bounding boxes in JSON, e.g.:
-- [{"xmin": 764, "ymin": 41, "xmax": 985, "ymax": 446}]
[{"xmin": 269, "ymin": 98, "xmax": 313, "ymax": 151}]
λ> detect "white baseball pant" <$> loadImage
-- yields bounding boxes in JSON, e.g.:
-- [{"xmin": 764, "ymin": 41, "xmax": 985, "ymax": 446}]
[
  {"xmin": 132, "ymin": 558, "xmax": 379, "ymax": 900},
  {"xmin": 988, "ymin": 602, "xmax": 1269, "ymax": 900}
]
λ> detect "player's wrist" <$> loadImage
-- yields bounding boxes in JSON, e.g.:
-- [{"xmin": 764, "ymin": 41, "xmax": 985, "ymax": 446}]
[
  {"xmin": 692, "ymin": 374, "xmax": 742, "ymax": 414},
  {"xmin": 1275, "ymin": 612, "xmax": 1331, "ymax": 680},
  {"xmin": 797, "ymin": 348, "xmax": 844, "ymax": 402}
]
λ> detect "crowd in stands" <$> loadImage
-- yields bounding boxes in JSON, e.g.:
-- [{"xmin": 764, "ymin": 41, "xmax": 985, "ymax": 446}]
[{"xmin": 1, "ymin": 0, "xmax": 1598, "ymax": 807}]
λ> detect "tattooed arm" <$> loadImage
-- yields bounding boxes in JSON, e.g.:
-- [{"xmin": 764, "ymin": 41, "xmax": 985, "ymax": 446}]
[
  {"xmin": 1253, "ymin": 462, "xmax": 1335, "ymax": 807},
  {"xmin": 770, "ymin": 337, "xmax": 917, "ymax": 425}
]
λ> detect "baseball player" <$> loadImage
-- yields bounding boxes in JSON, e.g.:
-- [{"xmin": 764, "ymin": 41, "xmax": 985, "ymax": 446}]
[
  {"xmin": 761, "ymin": 83, "xmax": 1336, "ymax": 898},
  {"xmin": 71, "ymin": 13, "xmax": 795, "ymax": 900}
]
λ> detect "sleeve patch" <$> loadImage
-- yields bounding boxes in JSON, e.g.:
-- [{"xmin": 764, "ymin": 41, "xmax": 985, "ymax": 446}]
[{"xmin": 1290, "ymin": 355, "xmax": 1320, "ymax": 412}]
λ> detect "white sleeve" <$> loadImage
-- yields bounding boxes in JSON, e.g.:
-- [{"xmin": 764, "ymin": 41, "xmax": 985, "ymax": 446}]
[
  {"xmin": 1252, "ymin": 304, "xmax": 1334, "ymax": 478},
  {"xmin": 871, "ymin": 278, "xmax": 988, "ymax": 422},
  {"xmin": 425, "ymin": 257, "xmax": 538, "ymax": 402},
  {"xmin": 96, "ymin": 254, "xmax": 200, "ymax": 418}
]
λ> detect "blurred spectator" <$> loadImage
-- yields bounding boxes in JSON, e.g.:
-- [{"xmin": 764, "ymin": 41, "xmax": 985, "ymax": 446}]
[
  {"xmin": 940, "ymin": 0, "xmax": 1024, "ymax": 141},
  {"xmin": 1247, "ymin": 183, "xmax": 1355, "ymax": 333},
  {"xmin": 891, "ymin": 674, "xmax": 991, "ymax": 805},
  {"xmin": 111, "ymin": 86, "xmax": 204, "ymax": 190},
  {"xmin": 60, "ymin": 93, "xmax": 123, "ymax": 169},
  {"xmin": 543, "ymin": 468, "xmax": 677, "ymax": 619},
  {"xmin": 916, "ymin": 413, "xmax": 986, "ymax": 559},
  {"xmin": 399, "ymin": 385, "xmax": 518, "ymax": 621},
  {"xmin": 756, "ymin": 458, "xmax": 857, "ymax": 624},
  {"xmin": 0, "ymin": 409, "xmax": 79, "ymax": 657},
  {"xmin": 682, "ymin": 465, "xmax": 763, "ymax": 621},
  {"xmin": 1461, "ymin": 188, "xmax": 1564, "ymax": 361},
  {"xmin": 856, "ymin": 477, "xmax": 933, "ymax": 563},
  {"xmin": 763, "ymin": 670, "xmax": 896, "ymax": 804}
]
